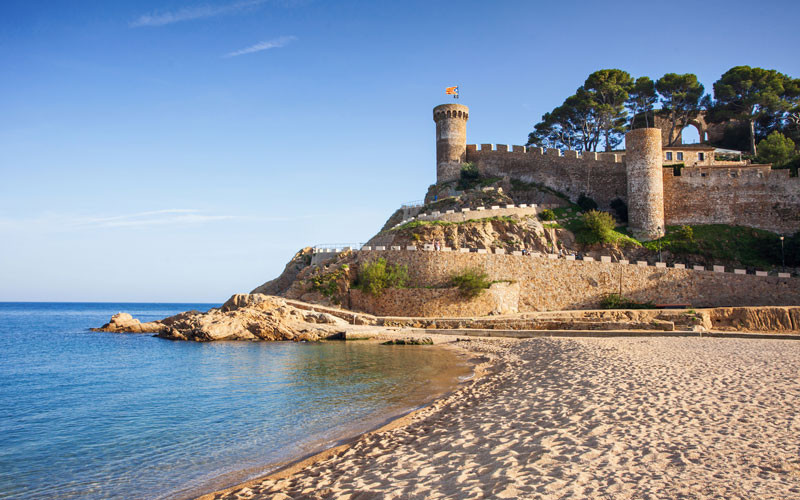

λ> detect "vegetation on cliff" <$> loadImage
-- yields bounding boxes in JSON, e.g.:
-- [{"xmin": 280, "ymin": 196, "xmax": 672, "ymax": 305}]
[
  {"xmin": 392, "ymin": 215, "xmax": 517, "ymax": 233},
  {"xmin": 353, "ymin": 258, "xmax": 408, "ymax": 296},
  {"xmin": 450, "ymin": 268, "xmax": 492, "ymax": 298},
  {"xmin": 600, "ymin": 293, "xmax": 656, "ymax": 310},
  {"xmin": 551, "ymin": 207, "xmax": 640, "ymax": 248}
]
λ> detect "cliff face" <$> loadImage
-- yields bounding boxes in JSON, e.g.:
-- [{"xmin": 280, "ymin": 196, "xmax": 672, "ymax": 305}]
[
  {"xmin": 251, "ymin": 248, "xmax": 313, "ymax": 296},
  {"xmin": 367, "ymin": 215, "xmax": 575, "ymax": 254}
]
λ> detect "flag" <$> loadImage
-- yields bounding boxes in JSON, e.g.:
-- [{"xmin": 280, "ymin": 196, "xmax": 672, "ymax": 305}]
[{"xmin": 445, "ymin": 86, "xmax": 459, "ymax": 95}]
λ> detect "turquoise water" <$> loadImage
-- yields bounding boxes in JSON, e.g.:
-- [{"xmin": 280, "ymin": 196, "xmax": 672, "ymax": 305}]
[{"xmin": 0, "ymin": 303, "xmax": 471, "ymax": 499}]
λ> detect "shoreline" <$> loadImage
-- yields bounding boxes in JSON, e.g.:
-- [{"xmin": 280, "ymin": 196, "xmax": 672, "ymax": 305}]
[
  {"xmin": 199, "ymin": 336, "xmax": 800, "ymax": 499},
  {"xmin": 193, "ymin": 339, "xmax": 490, "ymax": 500}
]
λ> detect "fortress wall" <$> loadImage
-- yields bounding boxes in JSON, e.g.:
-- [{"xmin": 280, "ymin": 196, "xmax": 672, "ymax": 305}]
[
  {"xmin": 465, "ymin": 145, "xmax": 628, "ymax": 208},
  {"xmin": 664, "ymin": 166, "xmax": 800, "ymax": 234},
  {"xmin": 356, "ymin": 251, "xmax": 800, "ymax": 312},
  {"xmin": 350, "ymin": 282, "xmax": 520, "ymax": 317}
]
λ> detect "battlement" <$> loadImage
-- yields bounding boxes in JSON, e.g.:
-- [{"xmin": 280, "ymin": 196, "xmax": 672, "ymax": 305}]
[
  {"xmin": 433, "ymin": 104, "xmax": 469, "ymax": 122},
  {"xmin": 463, "ymin": 143, "xmax": 629, "ymax": 209},
  {"xmin": 669, "ymin": 164, "xmax": 799, "ymax": 183},
  {"xmin": 466, "ymin": 144, "xmax": 624, "ymax": 163}
]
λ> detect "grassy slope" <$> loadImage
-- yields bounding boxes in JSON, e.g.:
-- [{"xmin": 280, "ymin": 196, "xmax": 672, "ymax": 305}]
[
  {"xmin": 550, "ymin": 207, "xmax": 641, "ymax": 248},
  {"xmin": 390, "ymin": 216, "xmax": 517, "ymax": 232},
  {"xmin": 643, "ymin": 225, "xmax": 795, "ymax": 269}
]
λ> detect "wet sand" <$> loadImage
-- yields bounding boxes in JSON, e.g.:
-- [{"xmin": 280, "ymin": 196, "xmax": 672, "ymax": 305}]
[{"xmin": 204, "ymin": 337, "xmax": 800, "ymax": 499}]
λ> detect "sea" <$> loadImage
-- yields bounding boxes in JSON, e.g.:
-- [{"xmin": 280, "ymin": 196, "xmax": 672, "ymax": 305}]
[{"xmin": 0, "ymin": 302, "xmax": 472, "ymax": 499}]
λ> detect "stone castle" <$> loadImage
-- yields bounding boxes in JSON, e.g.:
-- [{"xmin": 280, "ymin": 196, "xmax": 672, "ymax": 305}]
[{"xmin": 433, "ymin": 103, "xmax": 800, "ymax": 239}]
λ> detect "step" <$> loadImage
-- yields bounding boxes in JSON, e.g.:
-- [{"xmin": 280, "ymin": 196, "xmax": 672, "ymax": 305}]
[{"xmin": 422, "ymin": 329, "xmax": 694, "ymax": 339}]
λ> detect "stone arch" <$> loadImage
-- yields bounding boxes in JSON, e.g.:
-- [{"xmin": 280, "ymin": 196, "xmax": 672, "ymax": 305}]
[
  {"xmin": 653, "ymin": 112, "xmax": 709, "ymax": 145},
  {"xmin": 687, "ymin": 114, "xmax": 708, "ymax": 143}
]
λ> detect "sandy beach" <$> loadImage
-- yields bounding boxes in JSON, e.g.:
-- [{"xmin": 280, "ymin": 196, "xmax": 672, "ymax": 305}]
[{"xmin": 205, "ymin": 337, "xmax": 800, "ymax": 499}]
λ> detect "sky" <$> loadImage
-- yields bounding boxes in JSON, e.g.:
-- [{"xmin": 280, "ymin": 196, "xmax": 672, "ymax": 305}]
[{"xmin": 1, "ymin": 0, "xmax": 799, "ymax": 302}]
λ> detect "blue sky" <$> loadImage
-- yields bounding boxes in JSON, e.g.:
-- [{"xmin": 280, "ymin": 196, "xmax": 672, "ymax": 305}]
[{"xmin": 1, "ymin": 0, "xmax": 798, "ymax": 302}]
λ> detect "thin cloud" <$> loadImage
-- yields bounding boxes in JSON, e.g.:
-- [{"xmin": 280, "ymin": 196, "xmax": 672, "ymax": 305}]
[
  {"xmin": 71, "ymin": 209, "xmax": 235, "ymax": 229},
  {"xmin": 0, "ymin": 209, "xmax": 326, "ymax": 232},
  {"xmin": 224, "ymin": 35, "xmax": 296, "ymax": 57},
  {"xmin": 130, "ymin": 0, "xmax": 266, "ymax": 27}
]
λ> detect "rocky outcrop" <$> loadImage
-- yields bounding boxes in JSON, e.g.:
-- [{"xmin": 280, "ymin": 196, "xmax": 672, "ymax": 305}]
[
  {"xmin": 367, "ymin": 215, "xmax": 565, "ymax": 253},
  {"xmin": 251, "ymin": 248, "xmax": 313, "ymax": 296},
  {"xmin": 94, "ymin": 294, "xmax": 349, "ymax": 342}
]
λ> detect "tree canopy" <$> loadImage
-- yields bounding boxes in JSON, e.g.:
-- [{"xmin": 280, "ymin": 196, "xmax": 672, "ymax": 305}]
[
  {"xmin": 583, "ymin": 69, "xmax": 634, "ymax": 151},
  {"xmin": 655, "ymin": 73, "xmax": 705, "ymax": 146},
  {"xmin": 627, "ymin": 77, "xmax": 657, "ymax": 129},
  {"xmin": 527, "ymin": 66, "xmax": 798, "ymax": 156},
  {"xmin": 527, "ymin": 88, "xmax": 601, "ymax": 151},
  {"xmin": 713, "ymin": 66, "xmax": 800, "ymax": 154}
]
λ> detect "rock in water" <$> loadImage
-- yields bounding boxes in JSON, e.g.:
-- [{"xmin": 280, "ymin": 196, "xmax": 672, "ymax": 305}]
[
  {"xmin": 91, "ymin": 313, "xmax": 164, "ymax": 334},
  {"xmin": 93, "ymin": 294, "xmax": 350, "ymax": 342}
]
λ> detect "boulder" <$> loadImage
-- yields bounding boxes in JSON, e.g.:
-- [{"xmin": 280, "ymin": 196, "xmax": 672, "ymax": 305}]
[{"xmin": 92, "ymin": 313, "xmax": 164, "ymax": 334}]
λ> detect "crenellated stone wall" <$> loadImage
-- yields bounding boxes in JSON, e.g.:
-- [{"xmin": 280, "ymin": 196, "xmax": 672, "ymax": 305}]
[
  {"xmin": 663, "ymin": 166, "xmax": 800, "ymax": 234},
  {"xmin": 465, "ymin": 144, "xmax": 628, "ymax": 209},
  {"xmin": 354, "ymin": 251, "xmax": 800, "ymax": 313}
]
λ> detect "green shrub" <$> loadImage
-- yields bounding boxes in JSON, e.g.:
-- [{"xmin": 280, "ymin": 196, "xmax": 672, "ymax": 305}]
[
  {"xmin": 582, "ymin": 210, "xmax": 616, "ymax": 243},
  {"xmin": 356, "ymin": 258, "xmax": 408, "ymax": 296},
  {"xmin": 451, "ymin": 268, "xmax": 491, "ymax": 298},
  {"xmin": 675, "ymin": 225, "xmax": 694, "ymax": 242},
  {"xmin": 600, "ymin": 293, "xmax": 655, "ymax": 309},
  {"xmin": 311, "ymin": 267, "xmax": 348, "ymax": 304},
  {"xmin": 539, "ymin": 209, "xmax": 556, "ymax": 221},
  {"xmin": 577, "ymin": 194, "xmax": 598, "ymax": 212}
]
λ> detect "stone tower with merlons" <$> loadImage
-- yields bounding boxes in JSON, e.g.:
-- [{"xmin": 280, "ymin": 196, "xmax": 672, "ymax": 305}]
[{"xmin": 433, "ymin": 103, "xmax": 469, "ymax": 184}]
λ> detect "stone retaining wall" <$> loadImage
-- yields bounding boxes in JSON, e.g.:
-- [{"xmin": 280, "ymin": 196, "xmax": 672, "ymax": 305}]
[
  {"xmin": 349, "ymin": 282, "xmax": 520, "ymax": 317},
  {"xmin": 353, "ymin": 251, "xmax": 800, "ymax": 312}
]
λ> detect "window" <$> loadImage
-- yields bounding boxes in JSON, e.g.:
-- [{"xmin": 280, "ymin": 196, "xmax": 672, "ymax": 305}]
[
  {"xmin": 677, "ymin": 152, "xmax": 684, "ymax": 161},
  {"xmin": 666, "ymin": 152, "xmax": 673, "ymax": 161},
  {"xmin": 698, "ymin": 152, "xmax": 705, "ymax": 161}
]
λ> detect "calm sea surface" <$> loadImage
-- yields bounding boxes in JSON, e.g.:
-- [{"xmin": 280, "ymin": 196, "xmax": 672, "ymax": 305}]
[{"xmin": 0, "ymin": 302, "xmax": 471, "ymax": 499}]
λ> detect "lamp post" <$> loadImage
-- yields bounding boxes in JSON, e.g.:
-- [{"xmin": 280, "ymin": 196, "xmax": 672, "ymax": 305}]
[
  {"xmin": 657, "ymin": 226, "xmax": 663, "ymax": 263},
  {"xmin": 780, "ymin": 235, "xmax": 785, "ymax": 271}
]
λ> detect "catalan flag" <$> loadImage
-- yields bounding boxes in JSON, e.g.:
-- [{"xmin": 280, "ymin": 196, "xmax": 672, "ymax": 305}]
[{"xmin": 445, "ymin": 86, "xmax": 459, "ymax": 96}]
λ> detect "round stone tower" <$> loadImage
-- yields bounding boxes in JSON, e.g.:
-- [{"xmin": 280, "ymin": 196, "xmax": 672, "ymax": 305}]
[
  {"xmin": 433, "ymin": 103, "xmax": 469, "ymax": 184},
  {"xmin": 625, "ymin": 128, "xmax": 665, "ymax": 241}
]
